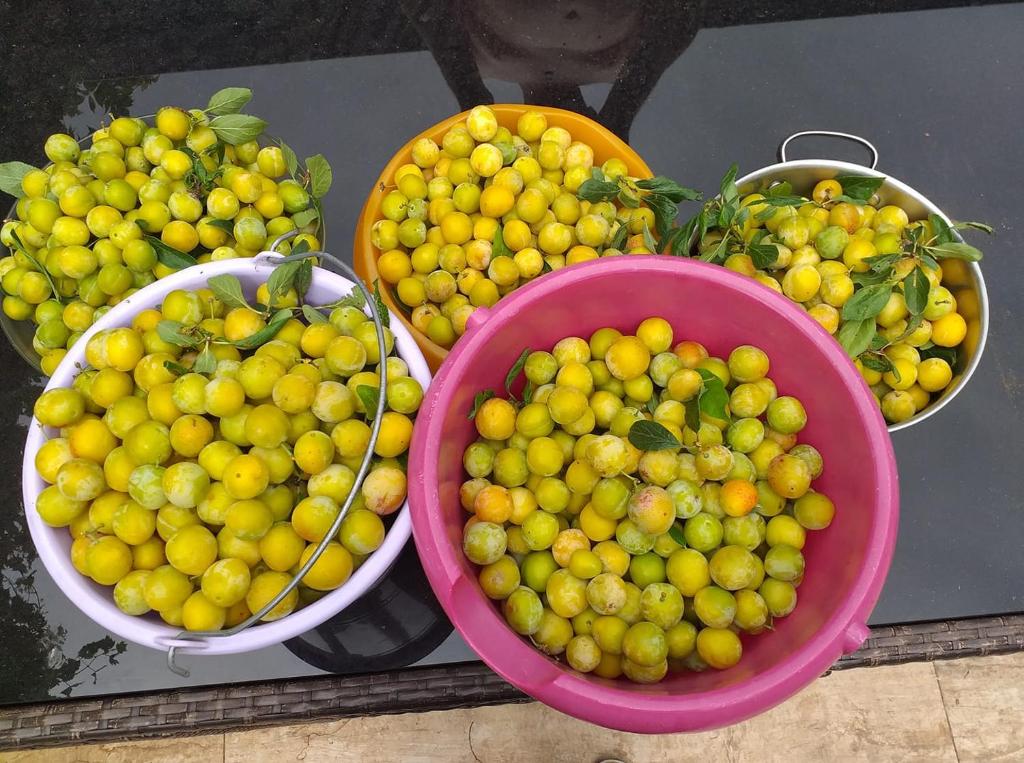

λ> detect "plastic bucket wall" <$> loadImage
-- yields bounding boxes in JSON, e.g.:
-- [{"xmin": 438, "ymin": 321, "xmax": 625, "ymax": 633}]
[
  {"xmin": 22, "ymin": 255, "xmax": 432, "ymax": 655},
  {"xmin": 409, "ymin": 256, "xmax": 898, "ymax": 733}
]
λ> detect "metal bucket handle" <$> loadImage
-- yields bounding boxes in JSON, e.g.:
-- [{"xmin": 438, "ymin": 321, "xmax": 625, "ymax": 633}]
[
  {"xmin": 165, "ymin": 230, "xmax": 389, "ymax": 676},
  {"xmin": 779, "ymin": 131, "xmax": 879, "ymax": 170}
]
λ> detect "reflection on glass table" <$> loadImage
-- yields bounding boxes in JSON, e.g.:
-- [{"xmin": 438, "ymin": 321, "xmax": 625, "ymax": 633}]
[{"xmin": 401, "ymin": 0, "xmax": 703, "ymax": 140}]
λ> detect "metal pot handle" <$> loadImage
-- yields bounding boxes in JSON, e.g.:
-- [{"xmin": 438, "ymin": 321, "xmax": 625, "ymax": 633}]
[
  {"xmin": 779, "ymin": 131, "xmax": 879, "ymax": 170},
  {"xmin": 165, "ymin": 229, "xmax": 390, "ymax": 677}
]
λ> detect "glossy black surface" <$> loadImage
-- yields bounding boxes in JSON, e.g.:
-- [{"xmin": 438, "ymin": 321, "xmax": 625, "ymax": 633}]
[
  {"xmin": 283, "ymin": 544, "xmax": 453, "ymax": 673},
  {"xmin": 1, "ymin": 1, "xmax": 1022, "ymax": 705}
]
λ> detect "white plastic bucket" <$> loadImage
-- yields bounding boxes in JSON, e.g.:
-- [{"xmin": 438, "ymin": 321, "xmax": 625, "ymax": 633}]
[{"xmin": 21, "ymin": 253, "xmax": 432, "ymax": 655}]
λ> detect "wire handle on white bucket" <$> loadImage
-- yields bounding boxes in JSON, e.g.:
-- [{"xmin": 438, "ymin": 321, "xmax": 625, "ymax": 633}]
[
  {"xmin": 779, "ymin": 131, "xmax": 879, "ymax": 170},
  {"xmin": 165, "ymin": 230, "xmax": 390, "ymax": 677}
]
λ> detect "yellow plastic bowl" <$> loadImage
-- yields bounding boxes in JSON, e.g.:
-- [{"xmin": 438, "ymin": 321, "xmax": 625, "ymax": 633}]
[{"xmin": 353, "ymin": 104, "xmax": 654, "ymax": 371}]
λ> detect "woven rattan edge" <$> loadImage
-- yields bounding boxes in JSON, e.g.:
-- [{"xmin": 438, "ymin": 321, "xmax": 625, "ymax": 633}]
[{"xmin": 3, "ymin": 613, "xmax": 1022, "ymax": 750}]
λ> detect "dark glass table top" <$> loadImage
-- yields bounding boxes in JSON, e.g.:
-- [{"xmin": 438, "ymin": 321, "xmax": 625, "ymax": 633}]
[{"xmin": 2, "ymin": 0, "xmax": 1022, "ymax": 706}]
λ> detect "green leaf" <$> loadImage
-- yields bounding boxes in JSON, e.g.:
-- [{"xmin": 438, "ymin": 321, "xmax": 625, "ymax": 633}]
[
  {"xmin": 522, "ymin": 380, "xmax": 535, "ymax": 404},
  {"xmin": 716, "ymin": 201, "xmax": 738, "ymax": 230},
  {"xmin": 671, "ymin": 214, "xmax": 700, "ymax": 257},
  {"xmin": 903, "ymin": 266, "xmax": 930, "ymax": 315},
  {"xmin": 920, "ymin": 344, "xmax": 959, "ymax": 367},
  {"xmin": 895, "ymin": 314, "xmax": 923, "ymax": 344},
  {"xmin": 467, "ymin": 390, "xmax": 495, "ymax": 420},
  {"xmin": 205, "ymin": 218, "xmax": 235, "ymax": 235},
  {"xmin": 357, "ymin": 385, "xmax": 381, "ymax": 419},
  {"xmin": 830, "ymin": 194, "xmax": 867, "ymax": 206},
  {"xmin": 276, "ymin": 140, "xmax": 298, "ymax": 178},
  {"xmin": 0, "ymin": 161, "xmax": 36, "ymax": 197},
  {"xmin": 504, "ymin": 348, "xmax": 531, "ymax": 399},
  {"xmin": 952, "ymin": 220, "xmax": 993, "ymax": 235},
  {"xmin": 206, "ymin": 87, "xmax": 252, "ymax": 116},
  {"xmin": 295, "ymin": 258, "xmax": 313, "ymax": 300},
  {"xmin": 634, "ymin": 176, "xmax": 701, "ymax": 203},
  {"xmin": 695, "ymin": 368, "xmax": 729, "ymax": 422},
  {"xmin": 694, "ymin": 208, "xmax": 710, "ymax": 248},
  {"xmin": 305, "ymin": 154, "xmax": 333, "ymax": 198},
  {"xmin": 641, "ymin": 220, "xmax": 658, "ymax": 253},
  {"xmin": 577, "ymin": 172, "xmax": 620, "ymax": 202},
  {"xmin": 662, "ymin": 226, "xmax": 687, "ymax": 258},
  {"xmin": 755, "ymin": 195, "xmax": 807, "ymax": 207},
  {"xmin": 192, "ymin": 344, "xmax": 218, "ymax": 375},
  {"xmin": 668, "ymin": 523, "xmax": 686, "ymax": 548},
  {"xmin": 267, "ymin": 260, "xmax": 302, "ymax": 306},
  {"xmin": 372, "ymin": 280, "xmax": 390, "ymax": 328},
  {"xmin": 207, "ymin": 274, "xmax": 250, "ymax": 310},
  {"xmin": 9, "ymin": 230, "xmax": 66, "ymax": 305},
  {"xmin": 719, "ymin": 164, "xmax": 740, "ymax": 204},
  {"xmin": 317, "ymin": 286, "xmax": 366, "ymax": 312},
  {"xmin": 180, "ymin": 146, "xmax": 221, "ymax": 193},
  {"xmin": 292, "ymin": 207, "xmax": 319, "ymax": 228},
  {"xmin": 230, "ymin": 308, "xmax": 292, "ymax": 349},
  {"xmin": 145, "ymin": 235, "xmax": 197, "ymax": 270},
  {"xmin": 311, "ymin": 199, "xmax": 325, "ymax": 234},
  {"xmin": 928, "ymin": 241, "xmax": 983, "ymax": 262},
  {"xmin": 919, "ymin": 252, "xmax": 940, "ymax": 271},
  {"xmin": 928, "ymin": 213, "xmax": 954, "ymax": 245},
  {"xmin": 301, "ymin": 304, "xmax": 328, "ymax": 324},
  {"xmin": 748, "ymin": 228, "xmax": 770, "ymax": 246},
  {"xmin": 645, "ymin": 193, "xmax": 678, "ymax": 241},
  {"xmin": 868, "ymin": 333, "xmax": 888, "ymax": 352},
  {"xmin": 765, "ymin": 180, "xmax": 794, "ymax": 198},
  {"xmin": 860, "ymin": 352, "xmax": 894, "ymax": 374},
  {"xmin": 862, "ymin": 253, "xmax": 901, "ymax": 273},
  {"xmin": 748, "ymin": 243, "xmax": 778, "ymax": 269},
  {"xmin": 645, "ymin": 395, "xmax": 659, "ymax": 416},
  {"xmin": 699, "ymin": 233, "xmax": 731, "ymax": 265},
  {"xmin": 617, "ymin": 188, "xmax": 640, "ymax": 209},
  {"xmin": 163, "ymin": 360, "xmax": 191, "ymax": 377},
  {"xmin": 492, "ymin": 225, "xmax": 513, "ymax": 258},
  {"xmin": 157, "ymin": 320, "xmax": 202, "ymax": 348},
  {"xmin": 842, "ymin": 283, "xmax": 893, "ymax": 321},
  {"xmin": 209, "ymin": 114, "xmax": 268, "ymax": 145},
  {"xmin": 837, "ymin": 318, "xmax": 876, "ymax": 358},
  {"xmin": 628, "ymin": 420, "xmax": 682, "ymax": 451},
  {"xmin": 684, "ymin": 398, "xmax": 701, "ymax": 433},
  {"xmin": 292, "ymin": 239, "xmax": 311, "ymax": 256},
  {"xmin": 850, "ymin": 269, "xmax": 892, "ymax": 287},
  {"xmin": 835, "ymin": 174, "xmax": 884, "ymax": 202},
  {"xmin": 608, "ymin": 221, "xmax": 629, "ymax": 251}
]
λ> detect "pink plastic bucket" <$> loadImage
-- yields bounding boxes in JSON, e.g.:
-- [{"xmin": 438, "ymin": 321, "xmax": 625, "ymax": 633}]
[{"xmin": 409, "ymin": 256, "xmax": 899, "ymax": 733}]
